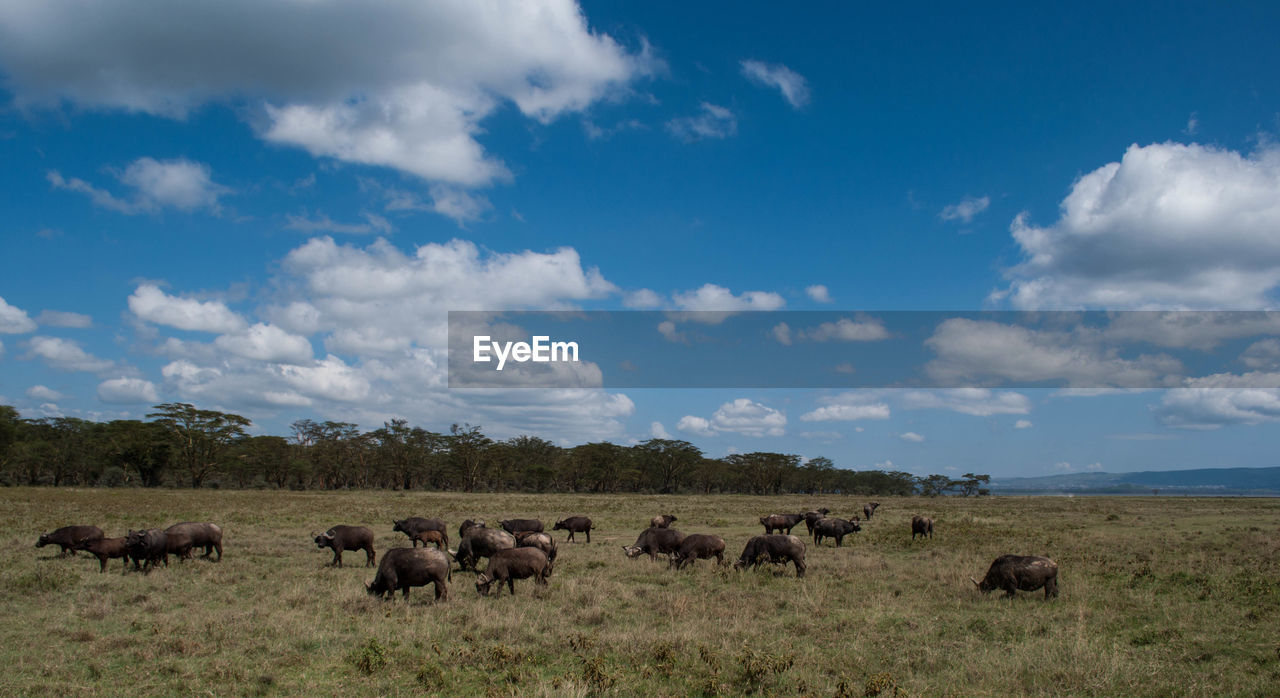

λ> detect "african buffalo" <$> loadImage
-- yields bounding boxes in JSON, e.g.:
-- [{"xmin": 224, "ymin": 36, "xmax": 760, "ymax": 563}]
[
  {"xmin": 515, "ymin": 531, "xmax": 558, "ymax": 563},
  {"xmin": 863, "ymin": 502, "xmax": 880, "ymax": 520},
  {"xmin": 911, "ymin": 516, "xmax": 934, "ymax": 540},
  {"xmin": 411, "ymin": 530, "xmax": 447, "ymax": 550},
  {"xmin": 367, "ymin": 547, "xmax": 451, "ymax": 601},
  {"xmin": 499, "ymin": 519, "xmax": 544, "ymax": 536},
  {"xmin": 458, "ymin": 519, "xmax": 486, "ymax": 540},
  {"xmin": 972, "ymin": 555, "xmax": 1059, "ymax": 599},
  {"xmin": 552, "ymin": 515, "xmax": 593, "ymax": 543},
  {"xmin": 622, "ymin": 527, "xmax": 686, "ymax": 561},
  {"xmin": 649, "ymin": 514, "xmax": 677, "ymax": 529},
  {"xmin": 669, "ymin": 533, "xmax": 726, "ymax": 570},
  {"xmin": 126, "ymin": 529, "xmax": 169, "ymax": 572},
  {"xmin": 813, "ymin": 517, "xmax": 861, "ymax": 547},
  {"xmin": 313, "ymin": 525, "xmax": 376, "ymax": 567},
  {"xmin": 803, "ymin": 509, "xmax": 831, "ymax": 535},
  {"xmin": 759, "ymin": 513, "xmax": 804, "ymax": 535},
  {"xmin": 164, "ymin": 522, "xmax": 223, "ymax": 561},
  {"xmin": 452, "ymin": 527, "xmax": 516, "ymax": 571},
  {"xmin": 393, "ymin": 517, "xmax": 449, "ymax": 549},
  {"xmin": 735, "ymin": 534, "xmax": 807, "ymax": 578},
  {"xmin": 476, "ymin": 547, "xmax": 552, "ymax": 596},
  {"xmin": 82, "ymin": 537, "xmax": 129, "ymax": 573},
  {"xmin": 35, "ymin": 525, "xmax": 104, "ymax": 556}
]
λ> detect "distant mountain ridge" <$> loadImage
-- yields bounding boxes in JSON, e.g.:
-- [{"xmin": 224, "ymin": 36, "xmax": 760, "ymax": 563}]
[{"xmin": 989, "ymin": 466, "xmax": 1280, "ymax": 495}]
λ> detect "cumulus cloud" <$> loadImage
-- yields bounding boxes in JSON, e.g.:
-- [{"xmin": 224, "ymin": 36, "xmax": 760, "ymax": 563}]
[
  {"xmin": 36, "ymin": 310, "xmax": 92, "ymax": 328},
  {"xmin": 996, "ymin": 142, "xmax": 1280, "ymax": 309},
  {"xmin": 899, "ymin": 388, "xmax": 1031, "ymax": 416},
  {"xmin": 26, "ymin": 385, "xmax": 65, "ymax": 401},
  {"xmin": 214, "ymin": 323, "xmax": 314, "ymax": 364},
  {"xmin": 284, "ymin": 212, "xmax": 394, "ymax": 235},
  {"xmin": 678, "ymin": 398, "xmax": 786, "ymax": 437},
  {"xmin": 48, "ymin": 158, "xmax": 228, "ymax": 214},
  {"xmin": 0, "ymin": 1, "xmax": 650, "ymax": 197},
  {"xmin": 798, "ymin": 316, "xmax": 889, "ymax": 342},
  {"xmin": 899, "ymin": 431, "xmax": 925, "ymax": 442},
  {"xmin": 805, "ymin": 284, "xmax": 832, "ymax": 303},
  {"xmin": 800, "ymin": 403, "xmax": 891, "ymax": 422},
  {"xmin": 771, "ymin": 322, "xmax": 792, "ymax": 345},
  {"xmin": 939, "ymin": 195, "xmax": 989, "ymax": 223},
  {"xmin": 97, "ymin": 377, "xmax": 159, "ymax": 404},
  {"xmin": 739, "ymin": 59, "xmax": 810, "ymax": 108},
  {"xmin": 0, "ymin": 296, "xmax": 37, "ymax": 333},
  {"xmin": 623, "ymin": 289, "xmax": 663, "ymax": 309},
  {"xmin": 1156, "ymin": 372, "xmax": 1280, "ymax": 429},
  {"xmin": 25, "ymin": 336, "xmax": 113, "ymax": 373},
  {"xmin": 128, "ymin": 284, "xmax": 246, "ymax": 334},
  {"xmin": 671, "ymin": 283, "xmax": 784, "ymax": 312},
  {"xmin": 666, "ymin": 102, "xmax": 737, "ymax": 142}
]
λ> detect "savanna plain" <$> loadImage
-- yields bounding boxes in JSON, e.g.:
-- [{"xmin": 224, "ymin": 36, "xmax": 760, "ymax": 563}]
[{"xmin": 2, "ymin": 489, "xmax": 1278, "ymax": 696}]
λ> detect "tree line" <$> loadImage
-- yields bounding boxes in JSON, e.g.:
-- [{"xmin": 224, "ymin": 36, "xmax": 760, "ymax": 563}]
[{"xmin": 0, "ymin": 403, "xmax": 990, "ymax": 496}]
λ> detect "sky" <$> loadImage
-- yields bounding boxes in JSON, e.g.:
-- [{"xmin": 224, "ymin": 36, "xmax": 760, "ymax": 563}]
[{"xmin": 2, "ymin": 1, "xmax": 1280, "ymax": 478}]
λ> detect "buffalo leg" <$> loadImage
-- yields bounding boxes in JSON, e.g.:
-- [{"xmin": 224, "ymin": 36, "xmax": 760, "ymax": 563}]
[
  {"xmin": 333, "ymin": 547, "xmax": 343, "ymax": 567},
  {"xmin": 365, "ymin": 546, "xmax": 376, "ymax": 567}
]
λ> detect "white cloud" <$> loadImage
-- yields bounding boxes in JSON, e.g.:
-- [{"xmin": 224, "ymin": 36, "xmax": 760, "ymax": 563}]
[
  {"xmin": 1053, "ymin": 461, "xmax": 1073, "ymax": 472},
  {"xmin": 128, "ymin": 284, "xmax": 247, "ymax": 333},
  {"xmin": 1156, "ymin": 372, "xmax": 1280, "ymax": 429},
  {"xmin": 214, "ymin": 323, "xmax": 314, "ymax": 364},
  {"xmin": 679, "ymin": 398, "xmax": 786, "ymax": 437},
  {"xmin": 649, "ymin": 421, "xmax": 671, "ymax": 439},
  {"xmin": 899, "ymin": 431, "xmax": 925, "ymax": 442},
  {"xmin": 25, "ymin": 336, "xmax": 113, "ymax": 373},
  {"xmin": 672, "ymin": 283, "xmax": 785, "ymax": 311},
  {"xmin": 800, "ymin": 403, "xmax": 891, "ymax": 422},
  {"xmin": 97, "ymin": 377, "xmax": 159, "ymax": 404},
  {"xmin": 35, "ymin": 310, "xmax": 92, "ymax": 328},
  {"xmin": 800, "ymin": 316, "xmax": 889, "ymax": 342},
  {"xmin": 939, "ymin": 195, "xmax": 989, "ymax": 223},
  {"xmin": 0, "ymin": 296, "xmax": 37, "ymax": 333},
  {"xmin": 1241, "ymin": 338, "xmax": 1280, "ymax": 370},
  {"xmin": 48, "ymin": 158, "xmax": 228, "ymax": 214},
  {"xmin": 428, "ymin": 185, "xmax": 491, "ymax": 225},
  {"xmin": 771, "ymin": 322, "xmax": 792, "ymax": 345},
  {"xmin": 805, "ymin": 284, "xmax": 832, "ymax": 303},
  {"xmin": 1085, "ymin": 462, "xmax": 1104, "ymax": 472},
  {"xmin": 997, "ymin": 142, "xmax": 1280, "ymax": 309},
  {"xmin": 900, "ymin": 388, "xmax": 1031, "ymax": 416},
  {"xmin": 26, "ymin": 385, "xmax": 65, "ymax": 401},
  {"xmin": 1, "ymin": 1, "xmax": 650, "ymax": 196},
  {"xmin": 1014, "ymin": 419, "xmax": 1033, "ymax": 429},
  {"xmin": 666, "ymin": 102, "xmax": 737, "ymax": 142},
  {"xmin": 739, "ymin": 59, "xmax": 810, "ymax": 108},
  {"xmin": 657, "ymin": 320, "xmax": 683, "ymax": 343},
  {"xmin": 676, "ymin": 414, "xmax": 715, "ymax": 437},
  {"xmin": 284, "ymin": 212, "xmax": 394, "ymax": 235},
  {"xmin": 623, "ymin": 289, "xmax": 663, "ymax": 309},
  {"xmin": 1184, "ymin": 112, "xmax": 1198, "ymax": 136}
]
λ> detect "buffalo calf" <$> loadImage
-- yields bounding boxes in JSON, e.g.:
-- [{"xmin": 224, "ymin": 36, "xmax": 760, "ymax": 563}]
[
  {"xmin": 476, "ymin": 547, "xmax": 552, "ymax": 596},
  {"xmin": 670, "ymin": 533, "xmax": 726, "ymax": 570},
  {"xmin": 911, "ymin": 516, "xmax": 934, "ymax": 541},
  {"xmin": 552, "ymin": 515, "xmax": 593, "ymax": 543},
  {"xmin": 82, "ymin": 537, "xmax": 129, "ymax": 573},
  {"xmin": 313, "ymin": 525, "xmax": 376, "ymax": 567}
]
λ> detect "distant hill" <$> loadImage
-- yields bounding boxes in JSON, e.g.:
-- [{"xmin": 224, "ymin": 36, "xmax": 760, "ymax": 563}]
[{"xmin": 989, "ymin": 466, "xmax": 1280, "ymax": 495}]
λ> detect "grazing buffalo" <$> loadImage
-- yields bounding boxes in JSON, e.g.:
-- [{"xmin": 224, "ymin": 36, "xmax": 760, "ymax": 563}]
[
  {"xmin": 813, "ymin": 517, "xmax": 861, "ymax": 547},
  {"xmin": 499, "ymin": 519, "xmax": 544, "ymax": 536},
  {"xmin": 863, "ymin": 502, "xmax": 880, "ymax": 520},
  {"xmin": 911, "ymin": 516, "xmax": 934, "ymax": 540},
  {"xmin": 759, "ymin": 513, "xmax": 804, "ymax": 535},
  {"xmin": 82, "ymin": 537, "xmax": 129, "ymax": 573},
  {"xmin": 622, "ymin": 527, "xmax": 686, "ymax": 561},
  {"xmin": 313, "ymin": 525, "xmax": 376, "ymax": 567},
  {"xmin": 552, "ymin": 515, "xmax": 594, "ymax": 543},
  {"xmin": 393, "ymin": 518, "xmax": 449, "ymax": 550},
  {"xmin": 164, "ymin": 522, "xmax": 223, "ymax": 561},
  {"xmin": 367, "ymin": 547, "xmax": 451, "ymax": 601},
  {"xmin": 515, "ymin": 531, "xmax": 558, "ymax": 563},
  {"xmin": 476, "ymin": 547, "xmax": 552, "ymax": 596},
  {"xmin": 452, "ymin": 528, "xmax": 516, "ymax": 571},
  {"xmin": 649, "ymin": 514, "xmax": 677, "ymax": 529},
  {"xmin": 458, "ymin": 519, "xmax": 486, "ymax": 540},
  {"xmin": 735, "ymin": 535, "xmax": 807, "ymax": 578},
  {"xmin": 35, "ymin": 525, "xmax": 104, "ymax": 556},
  {"xmin": 411, "ymin": 530, "xmax": 447, "ymax": 550},
  {"xmin": 803, "ymin": 509, "xmax": 831, "ymax": 535},
  {"xmin": 669, "ymin": 534, "xmax": 726, "ymax": 570},
  {"xmin": 126, "ymin": 529, "xmax": 169, "ymax": 572},
  {"xmin": 972, "ymin": 555, "xmax": 1059, "ymax": 599}
]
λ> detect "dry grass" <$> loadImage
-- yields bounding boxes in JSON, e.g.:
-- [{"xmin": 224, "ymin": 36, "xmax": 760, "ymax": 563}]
[{"xmin": 1, "ymin": 488, "xmax": 1278, "ymax": 696}]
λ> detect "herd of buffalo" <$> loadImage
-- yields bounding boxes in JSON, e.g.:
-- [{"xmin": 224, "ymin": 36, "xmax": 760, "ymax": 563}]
[{"xmin": 34, "ymin": 504, "xmax": 1059, "ymax": 601}]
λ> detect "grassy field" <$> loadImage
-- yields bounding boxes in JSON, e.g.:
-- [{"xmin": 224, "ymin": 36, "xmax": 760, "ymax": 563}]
[{"xmin": 2, "ymin": 488, "xmax": 1278, "ymax": 696}]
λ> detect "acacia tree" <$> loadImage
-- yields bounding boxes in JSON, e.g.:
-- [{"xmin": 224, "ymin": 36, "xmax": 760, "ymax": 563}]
[
  {"xmin": 636, "ymin": 439, "xmax": 702, "ymax": 493},
  {"xmin": 147, "ymin": 403, "xmax": 251, "ymax": 488},
  {"xmin": 449, "ymin": 423, "xmax": 493, "ymax": 492}
]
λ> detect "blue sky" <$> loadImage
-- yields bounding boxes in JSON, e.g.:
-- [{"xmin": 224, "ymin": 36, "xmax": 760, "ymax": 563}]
[{"xmin": 2, "ymin": 1, "xmax": 1280, "ymax": 478}]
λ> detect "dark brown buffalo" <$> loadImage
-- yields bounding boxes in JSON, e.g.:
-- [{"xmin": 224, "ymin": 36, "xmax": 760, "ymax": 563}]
[
  {"xmin": 82, "ymin": 537, "xmax": 129, "ymax": 573},
  {"xmin": 649, "ymin": 514, "xmax": 677, "ymax": 529},
  {"xmin": 669, "ymin": 533, "xmax": 726, "ymax": 570},
  {"xmin": 476, "ymin": 547, "xmax": 552, "ymax": 596},
  {"xmin": 35, "ymin": 525, "xmax": 104, "ymax": 556},
  {"xmin": 759, "ymin": 513, "xmax": 804, "ymax": 535},
  {"xmin": 972, "ymin": 555, "xmax": 1059, "ymax": 599},
  {"xmin": 735, "ymin": 534, "xmax": 807, "ymax": 578},
  {"xmin": 452, "ymin": 528, "xmax": 516, "ymax": 571},
  {"xmin": 458, "ymin": 519, "xmax": 486, "ymax": 540},
  {"xmin": 803, "ymin": 509, "xmax": 831, "ymax": 535},
  {"xmin": 499, "ymin": 519, "xmax": 544, "ymax": 535},
  {"xmin": 813, "ymin": 517, "xmax": 861, "ymax": 547},
  {"xmin": 515, "ymin": 531, "xmax": 558, "ymax": 564},
  {"xmin": 622, "ymin": 527, "xmax": 685, "ymax": 561},
  {"xmin": 552, "ymin": 515, "xmax": 593, "ymax": 543},
  {"xmin": 411, "ymin": 530, "xmax": 446, "ymax": 550},
  {"xmin": 863, "ymin": 502, "xmax": 880, "ymax": 520},
  {"xmin": 367, "ymin": 547, "xmax": 451, "ymax": 601},
  {"xmin": 164, "ymin": 522, "xmax": 223, "ymax": 561},
  {"xmin": 911, "ymin": 515, "xmax": 934, "ymax": 540},
  {"xmin": 126, "ymin": 529, "xmax": 169, "ymax": 572},
  {"xmin": 393, "ymin": 517, "xmax": 449, "ymax": 549},
  {"xmin": 313, "ymin": 525, "xmax": 376, "ymax": 567}
]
